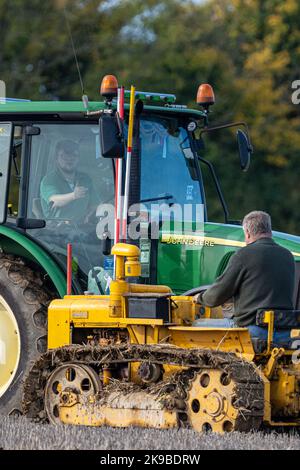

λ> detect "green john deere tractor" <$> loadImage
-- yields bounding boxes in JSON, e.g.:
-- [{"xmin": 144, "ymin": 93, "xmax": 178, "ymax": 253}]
[{"xmin": 0, "ymin": 79, "xmax": 300, "ymax": 416}]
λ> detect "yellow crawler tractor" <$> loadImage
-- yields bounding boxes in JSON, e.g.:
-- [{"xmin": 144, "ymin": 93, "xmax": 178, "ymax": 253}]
[{"xmin": 23, "ymin": 244, "xmax": 300, "ymax": 433}]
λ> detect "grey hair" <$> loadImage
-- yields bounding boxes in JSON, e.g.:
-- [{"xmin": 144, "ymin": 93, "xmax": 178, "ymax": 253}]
[{"xmin": 242, "ymin": 211, "xmax": 272, "ymax": 236}]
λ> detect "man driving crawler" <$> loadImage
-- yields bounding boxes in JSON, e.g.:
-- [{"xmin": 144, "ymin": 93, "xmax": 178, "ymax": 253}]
[
  {"xmin": 194, "ymin": 211, "xmax": 296, "ymax": 343},
  {"xmin": 40, "ymin": 139, "xmax": 97, "ymax": 222}
]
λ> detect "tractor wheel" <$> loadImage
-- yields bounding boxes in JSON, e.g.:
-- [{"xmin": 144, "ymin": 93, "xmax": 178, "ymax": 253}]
[{"xmin": 0, "ymin": 254, "xmax": 55, "ymax": 415}]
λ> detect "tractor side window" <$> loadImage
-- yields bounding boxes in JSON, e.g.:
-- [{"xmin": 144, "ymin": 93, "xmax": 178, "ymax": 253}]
[
  {"xmin": 7, "ymin": 126, "xmax": 22, "ymax": 218},
  {"xmin": 27, "ymin": 124, "xmax": 114, "ymax": 222},
  {"xmin": 26, "ymin": 123, "xmax": 115, "ymax": 292}
]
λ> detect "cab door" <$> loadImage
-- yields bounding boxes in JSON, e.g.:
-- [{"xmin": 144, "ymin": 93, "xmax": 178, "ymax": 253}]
[{"xmin": 0, "ymin": 123, "xmax": 14, "ymax": 224}]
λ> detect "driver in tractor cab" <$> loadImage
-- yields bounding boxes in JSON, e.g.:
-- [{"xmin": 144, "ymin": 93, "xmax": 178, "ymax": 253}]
[
  {"xmin": 40, "ymin": 139, "xmax": 97, "ymax": 223},
  {"xmin": 194, "ymin": 211, "xmax": 296, "ymax": 345}
]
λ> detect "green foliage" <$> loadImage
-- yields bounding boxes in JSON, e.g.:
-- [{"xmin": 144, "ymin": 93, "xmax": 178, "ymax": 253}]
[{"xmin": 0, "ymin": 0, "xmax": 299, "ymax": 233}]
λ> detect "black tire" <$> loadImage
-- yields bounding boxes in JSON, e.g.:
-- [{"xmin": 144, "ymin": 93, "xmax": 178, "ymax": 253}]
[{"xmin": 0, "ymin": 254, "xmax": 55, "ymax": 415}]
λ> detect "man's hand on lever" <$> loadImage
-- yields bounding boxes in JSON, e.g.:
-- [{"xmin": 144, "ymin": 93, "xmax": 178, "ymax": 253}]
[
  {"xmin": 73, "ymin": 185, "xmax": 88, "ymax": 200},
  {"xmin": 49, "ymin": 185, "xmax": 88, "ymax": 209}
]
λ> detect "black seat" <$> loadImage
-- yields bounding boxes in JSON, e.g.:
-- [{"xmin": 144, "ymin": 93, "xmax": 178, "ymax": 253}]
[
  {"xmin": 256, "ymin": 309, "xmax": 300, "ymax": 329},
  {"xmin": 252, "ymin": 309, "xmax": 300, "ymax": 353}
]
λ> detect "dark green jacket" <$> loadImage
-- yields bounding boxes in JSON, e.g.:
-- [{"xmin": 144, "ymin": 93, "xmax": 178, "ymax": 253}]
[{"xmin": 201, "ymin": 237, "xmax": 295, "ymax": 326}]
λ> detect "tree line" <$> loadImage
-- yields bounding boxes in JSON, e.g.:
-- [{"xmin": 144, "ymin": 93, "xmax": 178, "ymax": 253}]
[{"xmin": 1, "ymin": 0, "xmax": 300, "ymax": 233}]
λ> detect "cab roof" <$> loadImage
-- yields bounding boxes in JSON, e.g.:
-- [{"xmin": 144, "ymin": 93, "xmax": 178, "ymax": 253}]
[{"xmin": 0, "ymin": 100, "xmax": 205, "ymax": 119}]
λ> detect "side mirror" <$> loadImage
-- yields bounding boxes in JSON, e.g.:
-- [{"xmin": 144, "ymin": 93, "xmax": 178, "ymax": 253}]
[
  {"xmin": 102, "ymin": 230, "xmax": 112, "ymax": 256},
  {"xmin": 99, "ymin": 113, "xmax": 125, "ymax": 159},
  {"xmin": 237, "ymin": 129, "xmax": 252, "ymax": 172}
]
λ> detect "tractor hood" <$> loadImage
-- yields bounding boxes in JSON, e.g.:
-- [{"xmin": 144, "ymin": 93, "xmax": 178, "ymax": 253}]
[
  {"xmin": 203, "ymin": 223, "xmax": 300, "ymax": 260},
  {"xmin": 158, "ymin": 221, "xmax": 300, "ymax": 294}
]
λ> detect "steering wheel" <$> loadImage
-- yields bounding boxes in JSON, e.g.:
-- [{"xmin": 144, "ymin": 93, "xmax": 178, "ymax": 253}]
[
  {"xmin": 181, "ymin": 285, "xmax": 211, "ymax": 296},
  {"xmin": 40, "ymin": 219, "xmax": 100, "ymax": 244}
]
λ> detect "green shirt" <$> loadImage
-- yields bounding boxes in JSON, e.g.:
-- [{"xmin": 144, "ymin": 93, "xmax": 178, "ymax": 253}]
[{"xmin": 40, "ymin": 169, "xmax": 97, "ymax": 221}]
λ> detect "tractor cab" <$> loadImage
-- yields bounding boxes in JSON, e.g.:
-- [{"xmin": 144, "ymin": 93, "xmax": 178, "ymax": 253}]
[
  {"xmin": 0, "ymin": 77, "xmax": 252, "ymax": 297},
  {"xmin": 0, "ymin": 105, "xmax": 205, "ymax": 292}
]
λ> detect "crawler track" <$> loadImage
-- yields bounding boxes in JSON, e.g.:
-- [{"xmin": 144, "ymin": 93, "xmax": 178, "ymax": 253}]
[{"xmin": 22, "ymin": 343, "xmax": 264, "ymax": 432}]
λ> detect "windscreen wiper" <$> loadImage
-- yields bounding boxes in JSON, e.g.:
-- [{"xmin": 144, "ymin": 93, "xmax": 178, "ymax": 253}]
[{"xmin": 139, "ymin": 193, "xmax": 174, "ymax": 203}]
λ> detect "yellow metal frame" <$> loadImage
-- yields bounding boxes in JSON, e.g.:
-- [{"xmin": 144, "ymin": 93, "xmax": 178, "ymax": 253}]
[
  {"xmin": 262, "ymin": 310, "xmax": 275, "ymax": 353},
  {"xmin": 46, "ymin": 244, "xmax": 300, "ymax": 430}
]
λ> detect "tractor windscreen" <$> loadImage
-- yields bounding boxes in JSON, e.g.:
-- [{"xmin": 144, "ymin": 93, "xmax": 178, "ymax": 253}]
[
  {"xmin": 140, "ymin": 117, "xmax": 203, "ymax": 208},
  {"xmin": 26, "ymin": 118, "xmax": 203, "ymax": 292}
]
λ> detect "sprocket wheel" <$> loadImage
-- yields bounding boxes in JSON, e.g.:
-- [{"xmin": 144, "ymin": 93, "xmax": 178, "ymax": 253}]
[
  {"xmin": 187, "ymin": 369, "xmax": 242, "ymax": 433},
  {"xmin": 44, "ymin": 363, "xmax": 102, "ymax": 424}
]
